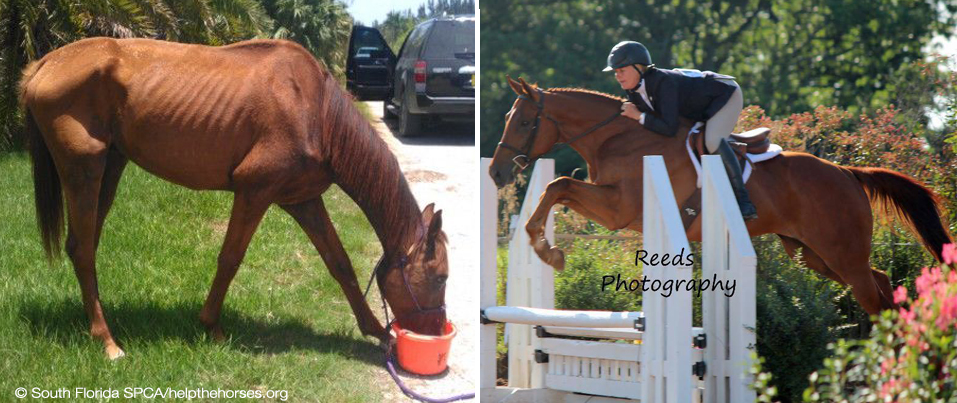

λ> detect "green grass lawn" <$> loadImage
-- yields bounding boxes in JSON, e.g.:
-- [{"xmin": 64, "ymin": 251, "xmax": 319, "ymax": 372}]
[{"xmin": 0, "ymin": 151, "xmax": 389, "ymax": 401}]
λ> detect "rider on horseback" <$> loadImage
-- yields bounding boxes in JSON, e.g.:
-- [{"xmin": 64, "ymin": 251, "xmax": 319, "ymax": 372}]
[{"xmin": 605, "ymin": 41, "xmax": 758, "ymax": 220}]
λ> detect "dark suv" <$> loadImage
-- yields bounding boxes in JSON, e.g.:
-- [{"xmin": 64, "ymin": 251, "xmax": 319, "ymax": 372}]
[{"xmin": 346, "ymin": 16, "xmax": 475, "ymax": 137}]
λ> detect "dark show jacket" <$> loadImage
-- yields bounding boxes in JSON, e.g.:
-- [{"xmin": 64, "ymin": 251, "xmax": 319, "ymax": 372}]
[{"xmin": 625, "ymin": 67, "xmax": 737, "ymax": 137}]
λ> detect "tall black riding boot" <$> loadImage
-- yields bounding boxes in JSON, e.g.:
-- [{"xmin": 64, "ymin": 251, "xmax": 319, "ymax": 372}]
[{"xmin": 715, "ymin": 138, "xmax": 758, "ymax": 221}]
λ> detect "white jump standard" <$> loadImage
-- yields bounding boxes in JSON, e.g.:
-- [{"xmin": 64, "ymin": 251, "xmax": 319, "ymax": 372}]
[{"xmin": 480, "ymin": 156, "xmax": 757, "ymax": 403}]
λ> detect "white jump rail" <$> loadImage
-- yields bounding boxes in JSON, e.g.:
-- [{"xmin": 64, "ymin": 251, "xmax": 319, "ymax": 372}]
[{"xmin": 483, "ymin": 306, "xmax": 643, "ymax": 328}]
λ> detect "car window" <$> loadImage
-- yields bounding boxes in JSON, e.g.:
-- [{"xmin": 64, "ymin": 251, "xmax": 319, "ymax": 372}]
[
  {"xmin": 352, "ymin": 28, "xmax": 389, "ymax": 58},
  {"xmin": 423, "ymin": 19, "xmax": 475, "ymax": 58},
  {"xmin": 404, "ymin": 22, "xmax": 431, "ymax": 59}
]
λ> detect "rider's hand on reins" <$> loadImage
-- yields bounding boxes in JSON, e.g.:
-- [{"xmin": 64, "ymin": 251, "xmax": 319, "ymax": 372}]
[{"xmin": 621, "ymin": 102, "xmax": 641, "ymax": 121}]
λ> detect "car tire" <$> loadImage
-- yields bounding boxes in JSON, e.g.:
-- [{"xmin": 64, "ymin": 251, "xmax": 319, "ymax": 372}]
[
  {"xmin": 383, "ymin": 99, "xmax": 397, "ymax": 120},
  {"xmin": 398, "ymin": 102, "xmax": 421, "ymax": 137}
]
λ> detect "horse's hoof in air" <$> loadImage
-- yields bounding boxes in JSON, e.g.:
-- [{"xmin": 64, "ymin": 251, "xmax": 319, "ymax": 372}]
[{"xmin": 550, "ymin": 248, "xmax": 566, "ymax": 271}]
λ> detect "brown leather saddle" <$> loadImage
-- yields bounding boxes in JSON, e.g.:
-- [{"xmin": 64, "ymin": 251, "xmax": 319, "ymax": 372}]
[
  {"xmin": 681, "ymin": 126, "xmax": 772, "ymax": 229},
  {"xmin": 688, "ymin": 127, "xmax": 771, "ymax": 161}
]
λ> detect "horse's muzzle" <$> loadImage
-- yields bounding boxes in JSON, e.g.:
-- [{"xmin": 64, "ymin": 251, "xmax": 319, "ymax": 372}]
[
  {"xmin": 489, "ymin": 163, "xmax": 517, "ymax": 188},
  {"xmin": 399, "ymin": 308, "xmax": 447, "ymax": 336}
]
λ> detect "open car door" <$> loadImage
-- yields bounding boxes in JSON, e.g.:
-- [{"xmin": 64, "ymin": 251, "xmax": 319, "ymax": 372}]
[{"xmin": 346, "ymin": 25, "xmax": 396, "ymax": 101}]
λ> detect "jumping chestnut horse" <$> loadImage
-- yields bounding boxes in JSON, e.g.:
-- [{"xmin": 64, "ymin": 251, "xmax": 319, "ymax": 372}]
[
  {"xmin": 20, "ymin": 37, "xmax": 449, "ymax": 360},
  {"xmin": 489, "ymin": 77, "xmax": 952, "ymax": 317}
]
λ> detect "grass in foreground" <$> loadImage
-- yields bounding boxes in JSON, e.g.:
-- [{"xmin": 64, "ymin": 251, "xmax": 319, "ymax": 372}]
[{"xmin": 0, "ymin": 151, "xmax": 388, "ymax": 401}]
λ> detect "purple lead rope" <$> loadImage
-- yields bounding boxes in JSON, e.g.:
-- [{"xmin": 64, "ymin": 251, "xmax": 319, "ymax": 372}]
[{"xmin": 384, "ymin": 348, "xmax": 475, "ymax": 403}]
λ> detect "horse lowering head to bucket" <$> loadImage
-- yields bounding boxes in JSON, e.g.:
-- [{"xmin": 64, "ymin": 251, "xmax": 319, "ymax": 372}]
[
  {"xmin": 19, "ymin": 37, "xmax": 449, "ymax": 359},
  {"xmin": 490, "ymin": 76, "xmax": 953, "ymax": 318}
]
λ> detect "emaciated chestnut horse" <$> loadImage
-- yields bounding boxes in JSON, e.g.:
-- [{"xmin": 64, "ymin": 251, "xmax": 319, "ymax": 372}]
[
  {"xmin": 20, "ymin": 37, "xmax": 449, "ymax": 360},
  {"xmin": 490, "ymin": 77, "xmax": 952, "ymax": 317}
]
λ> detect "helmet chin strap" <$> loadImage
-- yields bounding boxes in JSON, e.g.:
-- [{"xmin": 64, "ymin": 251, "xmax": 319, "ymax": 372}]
[{"xmin": 627, "ymin": 64, "xmax": 643, "ymax": 91}]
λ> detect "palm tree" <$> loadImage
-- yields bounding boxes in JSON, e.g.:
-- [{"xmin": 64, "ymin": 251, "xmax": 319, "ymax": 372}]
[
  {"xmin": 262, "ymin": 0, "xmax": 352, "ymax": 80},
  {"xmin": 0, "ymin": 0, "xmax": 272, "ymax": 150}
]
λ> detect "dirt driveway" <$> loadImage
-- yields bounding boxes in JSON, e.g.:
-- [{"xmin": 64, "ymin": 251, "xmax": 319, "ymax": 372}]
[{"xmin": 366, "ymin": 101, "xmax": 476, "ymax": 401}]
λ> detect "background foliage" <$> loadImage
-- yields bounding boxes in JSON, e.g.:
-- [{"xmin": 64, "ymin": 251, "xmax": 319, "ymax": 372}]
[
  {"xmin": 479, "ymin": 0, "xmax": 957, "ymax": 174},
  {"xmin": 0, "ymin": 0, "xmax": 355, "ymax": 151},
  {"xmin": 371, "ymin": 0, "xmax": 474, "ymax": 52}
]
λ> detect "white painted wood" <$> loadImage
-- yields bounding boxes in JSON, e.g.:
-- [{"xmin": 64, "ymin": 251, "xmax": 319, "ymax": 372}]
[
  {"xmin": 546, "ymin": 373, "xmax": 643, "ymax": 400},
  {"xmin": 701, "ymin": 156, "xmax": 757, "ymax": 403},
  {"xmin": 485, "ymin": 306, "xmax": 644, "ymax": 328},
  {"xmin": 542, "ymin": 326, "xmax": 641, "ymax": 340},
  {"xmin": 540, "ymin": 338, "xmax": 640, "ymax": 361},
  {"xmin": 640, "ymin": 156, "xmax": 694, "ymax": 403},
  {"xmin": 481, "ymin": 158, "xmax": 499, "ymax": 390},
  {"xmin": 506, "ymin": 159, "xmax": 555, "ymax": 388}
]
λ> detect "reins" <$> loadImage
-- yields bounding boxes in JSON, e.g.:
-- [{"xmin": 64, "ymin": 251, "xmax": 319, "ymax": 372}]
[{"xmin": 497, "ymin": 88, "xmax": 622, "ymax": 170}]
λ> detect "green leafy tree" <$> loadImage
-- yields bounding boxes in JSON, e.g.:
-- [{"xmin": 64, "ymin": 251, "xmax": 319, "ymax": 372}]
[
  {"xmin": 375, "ymin": 10, "xmax": 417, "ymax": 51},
  {"xmin": 372, "ymin": 0, "xmax": 473, "ymax": 53},
  {"xmin": 0, "ymin": 0, "xmax": 273, "ymax": 150},
  {"xmin": 480, "ymin": 0, "xmax": 957, "ymax": 165},
  {"xmin": 262, "ymin": 0, "xmax": 352, "ymax": 79}
]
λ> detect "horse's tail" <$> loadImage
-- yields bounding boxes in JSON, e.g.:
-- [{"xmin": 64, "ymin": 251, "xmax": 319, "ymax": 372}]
[
  {"xmin": 847, "ymin": 166, "xmax": 953, "ymax": 262},
  {"xmin": 21, "ymin": 61, "xmax": 64, "ymax": 261}
]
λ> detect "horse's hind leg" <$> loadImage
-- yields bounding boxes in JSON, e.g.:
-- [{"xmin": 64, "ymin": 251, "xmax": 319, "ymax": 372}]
[
  {"xmin": 813, "ymin": 240, "xmax": 894, "ymax": 315},
  {"xmin": 778, "ymin": 235, "xmax": 845, "ymax": 285},
  {"xmin": 93, "ymin": 147, "xmax": 128, "ymax": 249},
  {"xmin": 198, "ymin": 192, "xmax": 270, "ymax": 341},
  {"xmin": 280, "ymin": 198, "xmax": 388, "ymax": 342},
  {"xmin": 50, "ymin": 117, "xmax": 125, "ymax": 359},
  {"xmin": 871, "ymin": 268, "xmax": 896, "ymax": 307},
  {"xmin": 779, "ymin": 235, "xmax": 895, "ymax": 314}
]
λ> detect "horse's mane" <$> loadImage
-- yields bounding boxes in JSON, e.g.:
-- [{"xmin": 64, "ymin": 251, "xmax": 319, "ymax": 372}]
[
  {"xmin": 547, "ymin": 87, "xmax": 626, "ymax": 103},
  {"xmin": 315, "ymin": 71, "xmax": 428, "ymax": 256},
  {"xmin": 546, "ymin": 85, "xmax": 695, "ymax": 133}
]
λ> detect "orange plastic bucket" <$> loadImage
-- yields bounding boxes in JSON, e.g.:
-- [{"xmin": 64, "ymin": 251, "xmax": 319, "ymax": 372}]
[{"xmin": 393, "ymin": 321, "xmax": 456, "ymax": 375}]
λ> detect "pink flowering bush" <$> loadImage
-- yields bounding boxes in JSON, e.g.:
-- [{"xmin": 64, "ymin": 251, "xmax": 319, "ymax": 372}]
[{"xmin": 797, "ymin": 243, "xmax": 957, "ymax": 401}]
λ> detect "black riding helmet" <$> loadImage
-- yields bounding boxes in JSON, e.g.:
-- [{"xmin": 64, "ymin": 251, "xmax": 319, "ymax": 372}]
[{"xmin": 603, "ymin": 41, "xmax": 654, "ymax": 72}]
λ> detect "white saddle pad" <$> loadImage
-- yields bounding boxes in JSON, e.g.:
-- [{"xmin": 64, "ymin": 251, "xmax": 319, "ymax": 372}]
[{"xmin": 685, "ymin": 122, "xmax": 782, "ymax": 188}]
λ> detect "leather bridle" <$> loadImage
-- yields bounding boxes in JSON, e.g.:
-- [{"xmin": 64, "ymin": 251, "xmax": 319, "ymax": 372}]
[
  {"xmin": 363, "ymin": 231, "xmax": 445, "ymax": 332},
  {"xmin": 497, "ymin": 88, "xmax": 622, "ymax": 170}
]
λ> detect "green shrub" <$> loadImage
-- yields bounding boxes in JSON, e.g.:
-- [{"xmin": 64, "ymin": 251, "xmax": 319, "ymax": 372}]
[
  {"xmin": 555, "ymin": 237, "xmax": 642, "ymax": 312},
  {"xmin": 753, "ymin": 235, "xmax": 849, "ymax": 402},
  {"xmin": 802, "ymin": 244, "xmax": 957, "ymax": 401}
]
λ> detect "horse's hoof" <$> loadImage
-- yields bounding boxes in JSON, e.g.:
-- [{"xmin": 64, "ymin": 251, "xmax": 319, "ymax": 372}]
[
  {"xmin": 378, "ymin": 336, "xmax": 396, "ymax": 352},
  {"xmin": 378, "ymin": 328, "xmax": 394, "ymax": 343},
  {"xmin": 106, "ymin": 345, "xmax": 125, "ymax": 360},
  {"xmin": 550, "ymin": 248, "xmax": 566, "ymax": 271},
  {"xmin": 208, "ymin": 327, "xmax": 226, "ymax": 343}
]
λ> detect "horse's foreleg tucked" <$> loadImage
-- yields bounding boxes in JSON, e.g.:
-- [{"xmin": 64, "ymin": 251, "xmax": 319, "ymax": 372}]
[
  {"xmin": 281, "ymin": 198, "xmax": 389, "ymax": 343},
  {"xmin": 525, "ymin": 178, "xmax": 625, "ymax": 271},
  {"xmin": 199, "ymin": 193, "xmax": 270, "ymax": 342}
]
